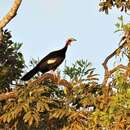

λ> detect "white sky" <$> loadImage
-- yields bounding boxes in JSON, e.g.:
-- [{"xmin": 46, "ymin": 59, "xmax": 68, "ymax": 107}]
[{"xmin": 0, "ymin": 0, "xmax": 128, "ymax": 80}]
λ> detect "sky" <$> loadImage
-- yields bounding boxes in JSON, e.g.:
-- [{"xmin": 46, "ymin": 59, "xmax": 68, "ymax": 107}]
[{"xmin": 0, "ymin": 0, "xmax": 128, "ymax": 80}]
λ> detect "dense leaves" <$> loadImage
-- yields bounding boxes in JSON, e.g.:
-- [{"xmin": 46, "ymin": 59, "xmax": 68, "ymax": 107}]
[
  {"xmin": 0, "ymin": 29, "xmax": 24, "ymax": 92},
  {"xmin": 0, "ymin": 58, "xmax": 99, "ymax": 130},
  {"xmin": 2, "ymin": 57, "xmax": 130, "ymax": 130}
]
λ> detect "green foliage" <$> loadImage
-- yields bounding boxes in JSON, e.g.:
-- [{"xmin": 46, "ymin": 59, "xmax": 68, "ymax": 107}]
[
  {"xmin": 64, "ymin": 60, "xmax": 98, "ymax": 82},
  {"xmin": 115, "ymin": 15, "xmax": 130, "ymax": 34},
  {"xmin": 0, "ymin": 29, "xmax": 24, "ymax": 92},
  {"xmin": 29, "ymin": 58, "xmax": 40, "ymax": 68},
  {"xmin": 115, "ymin": 16, "xmax": 124, "ymax": 33}
]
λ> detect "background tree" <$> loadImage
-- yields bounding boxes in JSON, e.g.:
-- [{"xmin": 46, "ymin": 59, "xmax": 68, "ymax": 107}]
[{"xmin": 0, "ymin": 29, "xmax": 24, "ymax": 92}]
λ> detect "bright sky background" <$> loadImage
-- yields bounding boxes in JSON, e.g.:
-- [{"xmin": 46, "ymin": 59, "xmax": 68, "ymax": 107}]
[{"xmin": 0, "ymin": 0, "xmax": 128, "ymax": 80}]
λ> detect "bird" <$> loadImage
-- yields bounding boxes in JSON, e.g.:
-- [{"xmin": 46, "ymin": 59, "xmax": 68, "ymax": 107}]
[{"xmin": 21, "ymin": 38, "xmax": 77, "ymax": 81}]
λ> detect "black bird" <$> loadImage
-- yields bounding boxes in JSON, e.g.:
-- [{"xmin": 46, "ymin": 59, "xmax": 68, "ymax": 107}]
[{"xmin": 21, "ymin": 38, "xmax": 76, "ymax": 81}]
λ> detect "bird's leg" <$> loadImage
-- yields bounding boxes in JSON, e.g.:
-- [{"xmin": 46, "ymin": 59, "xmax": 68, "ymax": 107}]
[
  {"xmin": 47, "ymin": 70, "xmax": 57, "ymax": 77},
  {"xmin": 49, "ymin": 70, "xmax": 55, "ymax": 74},
  {"xmin": 47, "ymin": 70, "xmax": 60, "ymax": 82}
]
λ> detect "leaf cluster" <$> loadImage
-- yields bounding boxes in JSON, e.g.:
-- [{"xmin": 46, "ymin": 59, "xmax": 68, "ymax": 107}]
[
  {"xmin": 0, "ymin": 29, "xmax": 24, "ymax": 92},
  {"xmin": 99, "ymin": 0, "xmax": 130, "ymax": 14},
  {"xmin": 64, "ymin": 60, "xmax": 98, "ymax": 82}
]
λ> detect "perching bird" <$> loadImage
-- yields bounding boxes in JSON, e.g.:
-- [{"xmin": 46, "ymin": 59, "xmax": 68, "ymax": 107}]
[{"xmin": 21, "ymin": 38, "xmax": 76, "ymax": 81}]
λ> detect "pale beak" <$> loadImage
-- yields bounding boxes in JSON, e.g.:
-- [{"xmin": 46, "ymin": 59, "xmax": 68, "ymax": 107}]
[
  {"xmin": 69, "ymin": 38, "xmax": 77, "ymax": 46},
  {"xmin": 72, "ymin": 38, "xmax": 77, "ymax": 41}
]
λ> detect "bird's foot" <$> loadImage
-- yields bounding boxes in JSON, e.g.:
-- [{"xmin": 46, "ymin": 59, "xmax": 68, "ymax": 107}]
[{"xmin": 47, "ymin": 70, "xmax": 57, "ymax": 77}]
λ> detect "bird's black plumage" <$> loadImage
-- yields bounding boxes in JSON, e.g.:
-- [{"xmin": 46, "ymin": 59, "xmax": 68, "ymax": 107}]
[{"xmin": 21, "ymin": 38, "xmax": 76, "ymax": 81}]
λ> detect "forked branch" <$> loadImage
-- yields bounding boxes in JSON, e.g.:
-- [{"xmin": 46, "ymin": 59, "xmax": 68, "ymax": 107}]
[{"xmin": 102, "ymin": 36, "xmax": 128, "ymax": 85}]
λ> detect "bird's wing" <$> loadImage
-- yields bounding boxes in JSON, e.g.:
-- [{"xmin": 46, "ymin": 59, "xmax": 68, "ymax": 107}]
[
  {"xmin": 36, "ymin": 52, "xmax": 55, "ymax": 66},
  {"xmin": 37, "ymin": 56, "xmax": 65, "ymax": 70},
  {"xmin": 46, "ymin": 57, "xmax": 64, "ymax": 65},
  {"xmin": 47, "ymin": 58, "xmax": 57, "ymax": 64}
]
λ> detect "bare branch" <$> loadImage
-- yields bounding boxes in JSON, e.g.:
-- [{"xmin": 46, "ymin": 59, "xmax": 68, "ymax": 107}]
[
  {"xmin": 0, "ymin": 0, "xmax": 22, "ymax": 44},
  {"xmin": 0, "ymin": 0, "xmax": 22, "ymax": 29},
  {"xmin": 29, "ymin": 73, "xmax": 73, "ymax": 92},
  {"xmin": 29, "ymin": 73, "xmax": 59, "ymax": 85},
  {"xmin": 0, "ymin": 92, "xmax": 16, "ymax": 101}
]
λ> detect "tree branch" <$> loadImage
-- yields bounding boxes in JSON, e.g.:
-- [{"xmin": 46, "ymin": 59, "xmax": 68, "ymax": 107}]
[
  {"xmin": 0, "ymin": 92, "xmax": 16, "ymax": 101},
  {"xmin": 102, "ymin": 37, "xmax": 127, "ymax": 85},
  {"xmin": 0, "ymin": 0, "xmax": 22, "ymax": 45},
  {"xmin": 109, "ymin": 64, "xmax": 127, "ymax": 74},
  {"xmin": 0, "ymin": 0, "xmax": 22, "ymax": 28},
  {"xmin": 0, "ymin": 74, "xmax": 73, "ymax": 101},
  {"xmin": 29, "ymin": 73, "xmax": 73, "ymax": 92}
]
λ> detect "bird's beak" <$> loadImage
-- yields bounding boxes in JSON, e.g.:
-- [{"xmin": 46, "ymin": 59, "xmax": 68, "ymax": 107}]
[
  {"xmin": 72, "ymin": 38, "xmax": 77, "ymax": 41},
  {"xmin": 69, "ymin": 38, "xmax": 77, "ymax": 46}
]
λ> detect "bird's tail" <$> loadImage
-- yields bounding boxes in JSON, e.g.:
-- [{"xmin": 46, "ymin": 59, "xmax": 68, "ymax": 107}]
[{"xmin": 21, "ymin": 67, "xmax": 38, "ymax": 81}]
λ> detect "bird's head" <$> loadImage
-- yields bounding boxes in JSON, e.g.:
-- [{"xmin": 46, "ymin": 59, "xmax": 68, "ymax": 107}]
[{"xmin": 66, "ymin": 37, "xmax": 77, "ymax": 46}]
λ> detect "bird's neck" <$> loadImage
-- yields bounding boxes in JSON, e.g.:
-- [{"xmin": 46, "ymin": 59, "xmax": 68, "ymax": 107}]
[
  {"xmin": 58, "ymin": 41, "xmax": 71, "ymax": 54},
  {"xmin": 61, "ymin": 43, "xmax": 68, "ymax": 53}
]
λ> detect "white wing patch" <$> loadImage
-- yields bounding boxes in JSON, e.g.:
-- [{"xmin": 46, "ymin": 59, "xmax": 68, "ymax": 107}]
[{"xmin": 47, "ymin": 58, "xmax": 57, "ymax": 64}]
